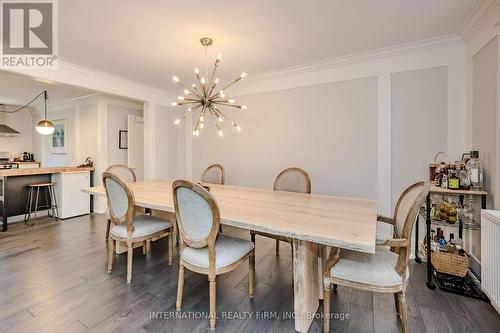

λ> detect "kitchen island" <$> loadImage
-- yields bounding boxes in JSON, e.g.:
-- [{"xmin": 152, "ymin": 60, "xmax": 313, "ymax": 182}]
[{"xmin": 0, "ymin": 167, "xmax": 94, "ymax": 231}]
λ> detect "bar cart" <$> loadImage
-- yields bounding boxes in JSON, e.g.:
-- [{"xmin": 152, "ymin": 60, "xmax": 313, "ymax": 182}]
[{"xmin": 415, "ymin": 184, "xmax": 488, "ymax": 299}]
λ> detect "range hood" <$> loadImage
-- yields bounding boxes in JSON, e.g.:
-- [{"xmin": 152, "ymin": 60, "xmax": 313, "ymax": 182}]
[{"xmin": 0, "ymin": 106, "xmax": 21, "ymax": 136}]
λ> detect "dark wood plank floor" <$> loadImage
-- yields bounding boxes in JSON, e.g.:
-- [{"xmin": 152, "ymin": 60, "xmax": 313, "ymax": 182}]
[{"xmin": 0, "ymin": 214, "xmax": 499, "ymax": 332}]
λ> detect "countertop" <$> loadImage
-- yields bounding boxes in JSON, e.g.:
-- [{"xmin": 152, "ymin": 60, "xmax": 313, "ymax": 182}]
[{"xmin": 0, "ymin": 166, "xmax": 94, "ymax": 177}]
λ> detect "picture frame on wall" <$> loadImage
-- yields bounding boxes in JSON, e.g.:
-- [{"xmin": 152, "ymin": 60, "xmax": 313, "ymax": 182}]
[
  {"xmin": 119, "ymin": 130, "xmax": 128, "ymax": 149},
  {"xmin": 50, "ymin": 119, "xmax": 67, "ymax": 154}
]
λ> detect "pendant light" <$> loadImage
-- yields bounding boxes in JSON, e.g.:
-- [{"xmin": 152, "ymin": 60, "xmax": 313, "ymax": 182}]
[{"xmin": 36, "ymin": 91, "xmax": 55, "ymax": 135}]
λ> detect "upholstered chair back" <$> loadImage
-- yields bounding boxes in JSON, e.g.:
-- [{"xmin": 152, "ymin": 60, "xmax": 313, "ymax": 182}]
[
  {"xmin": 393, "ymin": 181, "xmax": 430, "ymax": 274},
  {"xmin": 273, "ymin": 167, "xmax": 311, "ymax": 194},
  {"xmin": 201, "ymin": 164, "xmax": 225, "ymax": 185},
  {"xmin": 173, "ymin": 180, "xmax": 220, "ymax": 249},
  {"xmin": 105, "ymin": 164, "xmax": 136, "ymax": 183},
  {"xmin": 393, "ymin": 182, "xmax": 429, "ymax": 239},
  {"xmin": 102, "ymin": 172, "xmax": 135, "ymax": 225}
]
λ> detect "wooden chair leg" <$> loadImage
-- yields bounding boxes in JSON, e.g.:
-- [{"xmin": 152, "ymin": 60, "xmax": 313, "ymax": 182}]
[
  {"xmin": 176, "ymin": 264, "xmax": 184, "ymax": 311},
  {"xmin": 394, "ymin": 293, "xmax": 400, "ymax": 314},
  {"xmin": 146, "ymin": 240, "xmax": 151, "ymax": 252},
  {"xmin": 209, "ymin": 277, "xmax": 217, "ymax": 330},
  {"xmin": 105, "ymin": 219, "xmax": 111, "ymax": 240},
  {"xmin": 323, "ymin": 283, "xmax": 331, "ymax": 333},
  {"xmin": 276, "ymin": 239, "xmax": 280, "ymax": 256},
  {"xmin": 143, "ymin": 241, "xmax": 147, "ymax": 254},
  {"xmin": 168, "ymin": 232, "xmax": 173, "ymax": 265},
  {"xmin": 107, "ymin": 239, "xmax": 115, "ymax": 273},
  {"xmin": 248, "ymin": 251, "xmax": 255, "ymax": 298},
  {"xmin": 397, "ymin": 291, "xmax": 409, "ymax": 333},
  {"xmin": 126, "ymin": 242, "xmax": 133, "ymax": 284},
  {"xmin": 250, "ymin": 230, "xmax": 255, "ymax": 244}
]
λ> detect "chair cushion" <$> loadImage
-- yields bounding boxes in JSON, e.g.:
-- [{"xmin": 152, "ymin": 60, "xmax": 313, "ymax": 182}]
[
  {"xmin": 330, "ymin": 246, "xmax": 404, "ymax": 288},
  {"xmin": 111, "ymin": 214, "xmax": 172, "ymax": 238},
  {"xmin": 181, "ymin": 234, "xmax": 254, "ymax": 271}
]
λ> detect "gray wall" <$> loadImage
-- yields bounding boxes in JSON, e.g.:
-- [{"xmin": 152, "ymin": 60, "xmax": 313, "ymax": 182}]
[
  {"xmin": 192, "ymin": 77, "xmax": 379, "ymax": 198},
  {"xmin": 472, "ymin": 37, "xmax": 497, "ymax": 209},
  {"xmin": 391, "ymin": 66, "xmax": 448, "ymax": 208}
]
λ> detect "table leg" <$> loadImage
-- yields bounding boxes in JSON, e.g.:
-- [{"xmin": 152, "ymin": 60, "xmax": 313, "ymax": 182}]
[{"xmin": 293, "ymin": 239, "xmax": 319, "ymax": 333}]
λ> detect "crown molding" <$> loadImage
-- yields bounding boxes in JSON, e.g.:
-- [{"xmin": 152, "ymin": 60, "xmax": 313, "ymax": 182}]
[
  {"xmin": 242, "ymin": 34, "xmax": 463, "ymax": 84},
  {"xmin": 459, "ymin": 0, "xmax": 500, "ymax": 40},
  {"xmin": 0, "ymin": 48, "xmax": 172, "ymax": 105}
]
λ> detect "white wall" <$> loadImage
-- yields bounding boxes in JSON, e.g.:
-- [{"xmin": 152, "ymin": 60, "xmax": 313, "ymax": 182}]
[
  {"xmin": 391, "ymin": 66, "xmax": 448, "ymax": 204},
  {"xmin": 38, "ymin": 105, "xmax": 79, "ymax": 167},
  {"xmin": 0, "ymin": 110, "xmax": 32, "ymax": 157},
  {"xmin": 465, "ymin": 2, "xmax": 500, "ymax": 209},
  {"xmin": 107, "ymin": 104, "xmax": 143, "ymax": 165},
  {"xmin": 192, "ymin": 78, "xmax": 379, "ymax": 198}
]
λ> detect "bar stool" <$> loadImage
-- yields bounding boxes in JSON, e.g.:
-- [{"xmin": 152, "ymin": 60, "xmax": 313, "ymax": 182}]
[{"xmin": 24, "ymin": 182, "xmax": 59, "ymax": 225}]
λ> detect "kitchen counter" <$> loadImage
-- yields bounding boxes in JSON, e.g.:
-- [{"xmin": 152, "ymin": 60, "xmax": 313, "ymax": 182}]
[
  {"xmin": 1, "ymin": 166, "xmax": 94, "ymax": 231},
  {"xmin": 0, "ymin": 166, "xmax": 94, "ymax": 177}
]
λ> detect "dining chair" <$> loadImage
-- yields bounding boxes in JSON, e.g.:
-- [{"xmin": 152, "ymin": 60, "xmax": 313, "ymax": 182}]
[
  {"xmin": 173, "ymin": 180, "xmax": 255, "ymax": 331},
  {"xmin": 322, "ymin": 181, "xmax": 429, "ymax": 333},
  {"xmin": 201, "ymin": 164, "xmax": 225, "ymax": 185},
  {"xmin": 201, "ymin": 164, "xmax": 225, "ymax": 232},
  {"xmin": 250, "ymin": 167, "xmax": 311, "ymax": 255},
  {"xmin": 103, "ymin": 172, "xmax": 174, "ymax": 283},
  {"xmin": 104, "ymin": 164, "xmax": 139, "ymax": 240}
]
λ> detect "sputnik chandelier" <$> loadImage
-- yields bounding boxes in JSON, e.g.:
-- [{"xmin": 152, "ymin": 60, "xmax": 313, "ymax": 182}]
[{"xmin": 171, "ymin": 37, "xmax": 247, "ymax": 137}]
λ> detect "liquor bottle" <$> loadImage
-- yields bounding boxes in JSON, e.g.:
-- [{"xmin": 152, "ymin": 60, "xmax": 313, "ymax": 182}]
[
  {"xmin": 467, "ymin": 151, "xmax": 482, "ymax": 190},
  {"xmin": 441, "ymin": 173, "xmax": 448, "ymax": 189},
  {"xmin": 448, "ymin": 170, "xmax": 460, "ymax": 190}
]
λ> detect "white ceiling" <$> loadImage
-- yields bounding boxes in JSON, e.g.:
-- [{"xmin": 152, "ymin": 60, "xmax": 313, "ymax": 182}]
[
  {"xmin": 0, "ymin": 71, "xmax": 95, "ymax": 106},
  {"xmin": 57, "ymin": 1, "xmax": 479, "ymax": 91}
]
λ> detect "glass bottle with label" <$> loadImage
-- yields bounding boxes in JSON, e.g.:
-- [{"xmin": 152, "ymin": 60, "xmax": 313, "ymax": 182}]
[
  {"xmin": 466, "ymin": 151, "xmax": 482, "ymax": 190},
  {"xmin": 448, "ymin": 170, "xmax": 460, "ymax": 190}
]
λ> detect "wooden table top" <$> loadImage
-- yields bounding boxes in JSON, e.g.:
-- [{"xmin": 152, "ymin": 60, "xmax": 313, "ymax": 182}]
[
  {"xmin": 0, "ymin": 166, "xmax": 94, "ymax": 177},
  {"xmin": 83, "ymin": 180, "xmax": 377, "ymax": 253}
]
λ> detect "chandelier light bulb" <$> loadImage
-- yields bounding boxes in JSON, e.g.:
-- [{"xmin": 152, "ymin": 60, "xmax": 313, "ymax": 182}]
[
  {"xmin": 218, "ymin": 130, "xmax": 224, "ymax": 137},
  {"xmin": 201, "ymin": 77, "xmax": 206, "ymax": 84},
  {"xmin": 200, "ymin": 115, "xmax": 204, "ymax": 121},
  {"xmin": 217, "ymin": 53, "xmax": 222, "ymax": 60},
  {"xmin": 192, "ymin": 83, "xmax": 196, "ymax": 88},
  {"xmin": 184, "ymin": 89, "xmax": 189, "ymax": 94},
  {"xmin": 195, "ymin": 68, "xmax": 199, "ymax": 74},
  {"xmin": 171, "ymin": 102, "xmax": 178, "ymax": 106},
  {"xmin": 200, "ymin": 123, "xmax": 204, "ymax": 129},
  {"xmin": 228, "ymin": 99, "xmax": 235, "ymax": 103},
  {"xmin": 236, "ymin": 125, "xmax": 242, "ymax": 131},
  {"xmin": 177, "ymin": 96, "xmax": 184, "ymax": 100},
  {"xmin": 241, "ymin": 105, "xmax": 247, "ymax": 109},
  {"xmin": 240, "ymin": 73, "xmax": 247, "ymax": 78},
  {"xmin": 214, "ymin": 78, "xmax": 220, "ymax": 84},
  {"xmin": 174, "ymin": 119, "xmax": 181, "ymax": 125},
  {"xmin": 193, "ymin": 129, "xmax": 200, "ymax": 136},
  {"xmin": 218, "ymin": 116, "xmax": 223, "ymax": 122},
  {"xmin": 172, "ymin": 76, "xmax": 179, "ymax": 82}
]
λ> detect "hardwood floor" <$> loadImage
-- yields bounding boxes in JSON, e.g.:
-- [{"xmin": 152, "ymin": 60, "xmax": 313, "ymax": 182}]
[{"xmin": 0, "ymin": 214, "xmax": 498, "ymax": 332}]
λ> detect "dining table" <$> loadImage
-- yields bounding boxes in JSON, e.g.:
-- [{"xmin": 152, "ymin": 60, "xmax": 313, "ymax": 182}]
[{"xmin": 82, "ymin": 179, "xmax": 377, "ymax": 332}]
